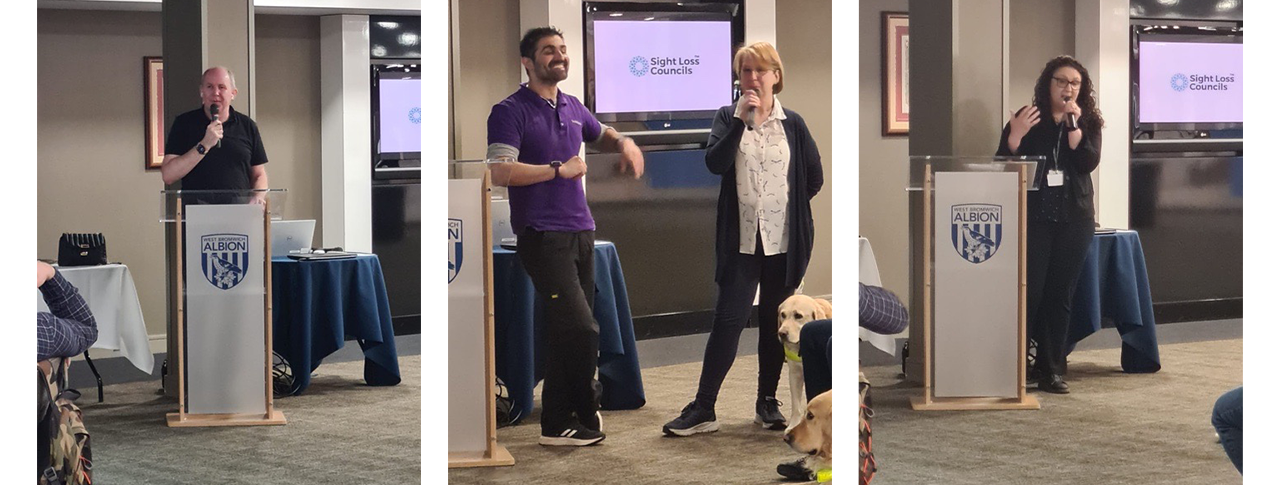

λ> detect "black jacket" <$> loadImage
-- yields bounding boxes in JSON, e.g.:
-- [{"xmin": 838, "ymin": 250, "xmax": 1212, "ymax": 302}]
[
  {"xmin": 705, "ymin": 105, "xmax": 824, "ymax": 288},
  {"xmin": 996, "ymin": 118, "xmax": 1101, "ymax": 221}
]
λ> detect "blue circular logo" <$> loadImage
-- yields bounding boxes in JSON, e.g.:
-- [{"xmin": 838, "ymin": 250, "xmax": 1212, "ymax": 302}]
[
  {"xmin": 408, "ymin": 107, "xmax": 422, "ymax": 124},
  {"xmin": 629, "ymin": 56, "xmax": 648, "ymax": 77},
  {"xmin": 1170, "ymin": 73, "xmax": 1189, "ymax": 92}
]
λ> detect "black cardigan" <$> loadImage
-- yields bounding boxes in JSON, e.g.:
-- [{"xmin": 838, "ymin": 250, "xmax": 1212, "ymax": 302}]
[
  {"xmin": 705, "ymin": 104, "xmax": 824, "ymax": 288},
  {"xmin": 996, "ymin": 118, "xmax": 1101, "ymax": 221}
]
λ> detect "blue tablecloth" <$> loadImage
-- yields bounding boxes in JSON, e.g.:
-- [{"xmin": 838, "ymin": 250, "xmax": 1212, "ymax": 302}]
[
  {"xmin": 493, "ymin": 241, "xmax": 646, "ymax": 423},
  {"xmin": 271, "ymin": 254, "xmax": 401, "ymax": 394},
  {"xmin": 1066, "ymin": 231, "xmax": 1161, "ymax": 373}
]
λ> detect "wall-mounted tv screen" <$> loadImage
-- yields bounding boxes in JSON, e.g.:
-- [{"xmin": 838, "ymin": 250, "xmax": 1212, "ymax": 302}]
[
  {"xmin": 584, "ymin": 2, "xmax": 741, "ymax": 122},
  {"xmin": 1134, "ymin": 30, "xmax": 1242, "ymax": 131},
  {"xmin": 372, "ymin": 64, "xmax": 421, "ymax": 169},
  {"xmin": 378, "ymin": 76, "xmax": 422, "ymax": 154}
]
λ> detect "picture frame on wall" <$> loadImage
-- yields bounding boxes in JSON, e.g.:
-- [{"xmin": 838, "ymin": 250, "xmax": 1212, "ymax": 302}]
[
  {"xmin": 882, "ymin": 12, "xmax": 909, "ymax": 136},
  {"xmin": 144, "ymin": 56, "xmax": 165, "ymax": 170}
]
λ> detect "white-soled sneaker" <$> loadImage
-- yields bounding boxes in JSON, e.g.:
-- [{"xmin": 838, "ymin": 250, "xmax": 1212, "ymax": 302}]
[{"xmin": 539, "ymin": 424, "xmax": 605, "ymax": 446}]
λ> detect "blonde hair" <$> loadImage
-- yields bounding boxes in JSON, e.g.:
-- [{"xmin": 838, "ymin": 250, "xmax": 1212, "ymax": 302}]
[{"xmin": 733, "ymin": 42, "xmax": 784, "ymax": 94}]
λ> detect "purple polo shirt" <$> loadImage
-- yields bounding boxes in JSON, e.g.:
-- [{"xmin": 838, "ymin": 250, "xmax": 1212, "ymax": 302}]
[{"xmin": 487, "ymin": 85, "xmax": 603, "ymax": 233}]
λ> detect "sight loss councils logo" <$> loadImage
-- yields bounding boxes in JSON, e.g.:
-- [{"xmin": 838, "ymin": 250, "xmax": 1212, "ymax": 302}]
[
  {"xmin": 408, "ymin": 107, "xmax": 422, "ymax": 124},
  {"xmin": 448, "ymin": 219, "xmax": 463, "ymax": 283},
  {"xmin": 201, "ymin": 233, "xmax": 249, "ymax": 290},
  {"xmin": 629, "ymin": 56, "xmax": 648, "ymax": 77},
  {"xmin": 951, "ymin": 204, "xmax": 1002, "ymax": 264},
  {"xmin": 1170, "ymin": 72, "xmax": 1235, "ymax": 92}
]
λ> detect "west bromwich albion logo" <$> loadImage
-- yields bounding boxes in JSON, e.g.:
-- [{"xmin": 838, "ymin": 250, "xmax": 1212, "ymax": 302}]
[
  {"xmin": 201, "ymin": 234, "xmax": 249, "ymax": 290},
  {"xmin": 448, "ymin": 219, "xmax": 463, "ymax": 283},
  {"xmin": 951, "ymin": 204, "xmax": 1002, "ymax": 264}
]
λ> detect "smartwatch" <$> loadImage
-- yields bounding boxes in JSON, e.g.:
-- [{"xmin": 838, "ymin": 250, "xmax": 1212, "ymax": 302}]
[
  {"xmin": 196, "ymin": 143, "xmax": 207, "ymax": 155},
  {"xmin": 550, "ymin": 160, "xmax": 562, "ymax": 178}
]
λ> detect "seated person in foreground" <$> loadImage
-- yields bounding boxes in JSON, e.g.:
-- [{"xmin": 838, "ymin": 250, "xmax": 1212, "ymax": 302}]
[
  {"xmin": 1212, "ymin": 386, "xmax": 1242, "ymax": 474},
  {"xmin": 777, "ymin": 283, "xmax": 909, "ymax": 481},
  {"xmin": 37, "ymin": 261, "xmax": 99, "ymax": 361}
]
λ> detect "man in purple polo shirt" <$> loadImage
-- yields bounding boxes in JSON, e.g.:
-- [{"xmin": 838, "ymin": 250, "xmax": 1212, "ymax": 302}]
[{"xmin": 487, "ymin": 26, "xmax": 644, "ymax": 447}]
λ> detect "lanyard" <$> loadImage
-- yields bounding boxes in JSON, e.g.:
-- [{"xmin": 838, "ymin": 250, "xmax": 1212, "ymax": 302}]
[{"xmin": 1052, "ymin": 122, "xmax": 1064, "ymax": 172}]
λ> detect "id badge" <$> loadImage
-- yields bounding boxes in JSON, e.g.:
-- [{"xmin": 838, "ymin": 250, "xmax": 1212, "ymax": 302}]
[{"xmin": 1046, "ymin": 170, "xmax": 1064, "ymax": 187}]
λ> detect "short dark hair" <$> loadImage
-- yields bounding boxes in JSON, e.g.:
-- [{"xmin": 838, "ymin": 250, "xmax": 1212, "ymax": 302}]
[{"xmin": 520, "ymin": 26, "xmax": 564, "ymax": 60}]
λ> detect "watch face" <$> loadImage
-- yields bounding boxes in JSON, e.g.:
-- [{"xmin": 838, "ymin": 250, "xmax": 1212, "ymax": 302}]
[{"xmin": 197, "ymin": 144, "xmax": 206, "ymax": 155}]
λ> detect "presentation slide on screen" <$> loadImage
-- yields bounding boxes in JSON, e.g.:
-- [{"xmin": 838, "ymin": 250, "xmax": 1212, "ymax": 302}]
[
  {"xmin": 1139, "ymin": 41, "xmax": 1242, "ymax": 123},
  {"xmin": 379, "ymin": 78, "xmax": 422, "ymax": 153},
  {"xmin": 593, "ymin": 20, "xmax": 731, "ymax": 114}
]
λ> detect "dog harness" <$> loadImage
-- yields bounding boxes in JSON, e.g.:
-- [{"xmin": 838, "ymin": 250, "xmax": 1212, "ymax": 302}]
[
  {"xmin": 784, "ymin": 347, "xmax": 803, "ymax": 362},
  {"xmin": 816, "ymin": 468, "xmax": 832, "ymax": 482}
]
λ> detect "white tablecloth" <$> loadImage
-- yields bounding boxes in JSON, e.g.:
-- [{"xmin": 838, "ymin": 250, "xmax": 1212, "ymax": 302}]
[
  {"xmin": 37, "ymin": 264, "xmax": 153, "ymax": 374},
  {"xmin": 860, "ymin": 238, "xmax": 904, "ymax": 355}
]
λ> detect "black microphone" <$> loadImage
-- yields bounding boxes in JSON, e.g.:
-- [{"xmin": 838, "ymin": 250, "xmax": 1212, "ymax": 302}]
[
  {"xmin": 746, "ymin": 88, "xmax": 760, "ymax": 131},
  {"xmin": 1063, "ymin": 95, "xmax": 1078, "ymax": 131},
  {"xmin": 210, "ymin": 103, "xmax": 222, "ymax": 148}
]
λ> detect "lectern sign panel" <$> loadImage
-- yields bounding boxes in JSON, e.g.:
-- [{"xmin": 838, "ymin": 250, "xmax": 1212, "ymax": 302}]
[
  {"xmin": 185, "ymin": 204, "xmax": 266, "ymax": 415},
  {"xmin": 447, "ymin": 180, "xmax": 488, "ymax": 454},
  {"xmin": 951, "ymin": 204, "xmax": 1002, "ymax": 264},
  {"xmin": 934, "ymin": 172, "xmax": 1019, "ymax": 398}
]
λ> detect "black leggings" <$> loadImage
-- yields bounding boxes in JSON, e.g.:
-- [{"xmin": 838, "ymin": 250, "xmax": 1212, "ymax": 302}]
[
  {"xmin": 694, "ymin": 240, "xmax": 795, "ymax": 409},
  {"xmin": 1026, "ymin": 219, "xmax": 1094, "ymax": 376}
]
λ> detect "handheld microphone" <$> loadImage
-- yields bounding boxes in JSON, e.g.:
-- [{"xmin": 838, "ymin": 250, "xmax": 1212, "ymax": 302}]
[
  {"xmin": 1063, "ymin": 95, "xmax": 1077, "ymax": 131},
  {"xmin": 746, "ymin": 88, "xmax": 760, "ymax": 131},
  {"xmin": 210, "ymin": 104, "xmax": 222, "ymax": 148}
]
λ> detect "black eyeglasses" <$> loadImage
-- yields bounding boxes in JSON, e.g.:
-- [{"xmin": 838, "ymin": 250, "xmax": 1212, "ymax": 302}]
[{"xmin": 1052, "ymin": 77, "xmax": 1082, "ymax": 89}]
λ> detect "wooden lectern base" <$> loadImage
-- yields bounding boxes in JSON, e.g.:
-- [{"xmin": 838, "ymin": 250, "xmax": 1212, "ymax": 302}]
[
  {"xmin": 448, "ymin": 445, "xmax": 515, "ymax": 468},
  {"xmin": 166, "ymin": 410, "xmax": 287, "ymax": 428},
  {"xmin": 910, "ymin": 395, "xmax": 1040, "ymax": 411}
]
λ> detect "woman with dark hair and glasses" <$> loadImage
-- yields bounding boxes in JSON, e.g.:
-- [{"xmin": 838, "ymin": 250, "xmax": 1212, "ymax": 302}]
[{"xmin": 996, "ymin": 55, "xmax": 1104, "ymax": 394}]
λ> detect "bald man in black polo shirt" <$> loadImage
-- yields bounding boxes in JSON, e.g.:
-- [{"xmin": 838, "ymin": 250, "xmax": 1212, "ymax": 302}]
[{"xmin": 161, "ymin": 66, "xmax": 269, "ymax": 203}]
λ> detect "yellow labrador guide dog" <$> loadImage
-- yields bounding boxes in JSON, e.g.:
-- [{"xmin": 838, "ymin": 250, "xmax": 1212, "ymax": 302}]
[
  {"xmin": 784, "ymin": 389, "xmax": 833, "ymax": 478},
  {"xmin": 776, "ymin": 294, "xmax": 832, "ymax": 430}
]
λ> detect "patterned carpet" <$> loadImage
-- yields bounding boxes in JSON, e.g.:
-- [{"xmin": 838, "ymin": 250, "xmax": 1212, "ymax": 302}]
[
  {"xmin": 863, "ymin": 338, "xmax": 1243, "ymax": 484},
  {"xmin": 77, "ymin": 355, "xmax": 420, "ymax": 484},
  {"xmin": 449, "ymin": 338, "xmax": 1243, "ymax": 484}
]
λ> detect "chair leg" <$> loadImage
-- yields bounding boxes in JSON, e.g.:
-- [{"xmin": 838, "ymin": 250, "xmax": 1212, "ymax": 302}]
[{"xmin": 83, "ymin": 351, "xmax": 104, "ymax": 403}]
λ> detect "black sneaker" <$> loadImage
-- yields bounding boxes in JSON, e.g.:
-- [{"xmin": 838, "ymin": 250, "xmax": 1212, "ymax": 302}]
[
  {"xmin": 539, "ymin": 423, "xmax": 605, "ymax": 446},
  {"xmin": 777, "ymin": 458, "xmax": 816, "ymax": 481},
  {"xmin": 755, "ymin": 396, "xmax": 787, "ymax": 430},
  {"xmin": 662, "ymin": 401, "xmax": 719, "ymax": 437},
  {"xmin": 580, "ymin": 410, "xmax": 604, "ymax": 433}
]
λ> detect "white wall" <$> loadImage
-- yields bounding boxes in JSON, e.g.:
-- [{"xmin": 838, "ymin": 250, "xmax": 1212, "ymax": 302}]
[{"xmin": 1077, "ymin": 0, "xmax": 1131, "ymax": 229}]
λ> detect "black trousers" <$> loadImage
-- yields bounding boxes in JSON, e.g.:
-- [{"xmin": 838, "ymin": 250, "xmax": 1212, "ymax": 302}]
[
  {"xmin": 1026, "ymin": 219, "xmax": 1094, "ymax": 376},
  {"xmin": 799, "ymin": 319, "xmax": 833, "ymax": 402},
  {"xmin": 516, "ymin": 229, "xmax": 601, "ymax": 432},
  {"xmin": 694, "ymin": 236, "xmax": 795, "ymax": 409}
]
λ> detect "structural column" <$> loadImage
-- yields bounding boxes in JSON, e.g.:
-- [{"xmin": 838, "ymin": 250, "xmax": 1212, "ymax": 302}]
[
  {"xmin": 905, "ymin": 0, "xmax": 1010, "ymax": 383},
  {"xmin": 162, "ymin": 0, "xmax": 257, "ymax": 396}
]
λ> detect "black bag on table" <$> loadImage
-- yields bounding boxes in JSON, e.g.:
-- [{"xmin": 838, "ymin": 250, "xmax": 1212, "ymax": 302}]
[{"xmin": 58, "ymin": 233, "xmax": 107, "ymax": 267}]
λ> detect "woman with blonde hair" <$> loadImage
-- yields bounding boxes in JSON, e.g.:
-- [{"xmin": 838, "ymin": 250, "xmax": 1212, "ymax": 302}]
[{"xmin": 663, "ymin": 41, "xmax": 824, "ymax": 436}]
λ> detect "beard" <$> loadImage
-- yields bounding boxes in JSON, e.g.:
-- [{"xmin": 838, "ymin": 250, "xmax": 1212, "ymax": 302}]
[{"xmin": 533, "ymin": 60, "xmax": 569, "ymax": 83}]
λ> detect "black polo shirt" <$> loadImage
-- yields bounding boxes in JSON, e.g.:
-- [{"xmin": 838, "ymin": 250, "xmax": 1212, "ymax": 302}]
[{"xmin": 165, "ymin": 106, "xmax": 268, "ymax": 190}]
